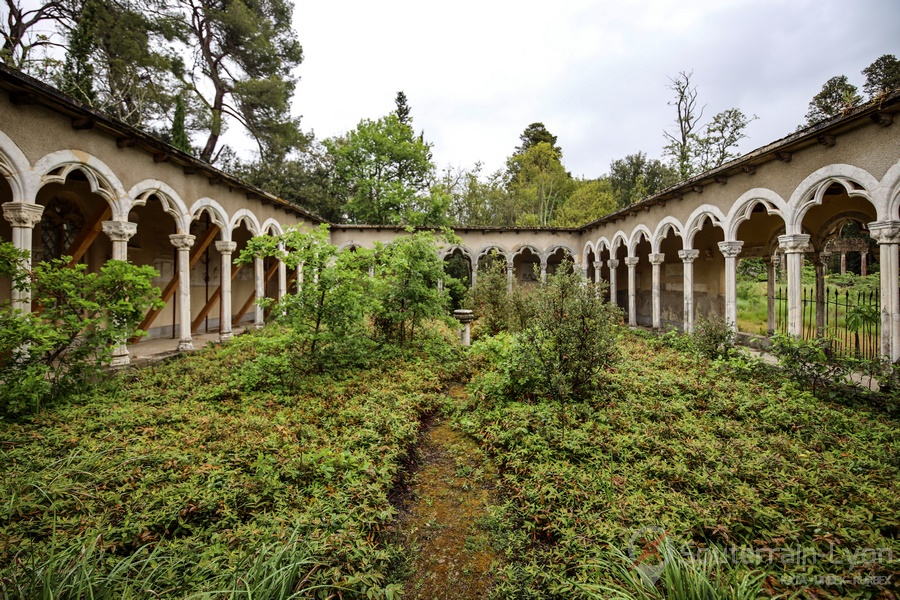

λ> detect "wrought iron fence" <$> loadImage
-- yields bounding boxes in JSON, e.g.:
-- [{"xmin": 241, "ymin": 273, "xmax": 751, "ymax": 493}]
[{"xmin": 775, "ymin": 286, "xmax": 880, "ymax": 359}]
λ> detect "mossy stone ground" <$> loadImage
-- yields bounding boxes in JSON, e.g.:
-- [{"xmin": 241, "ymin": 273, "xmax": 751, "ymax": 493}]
[{"xmin": 395, "ymin": 389, "xmax": 502, "ymax": 598}]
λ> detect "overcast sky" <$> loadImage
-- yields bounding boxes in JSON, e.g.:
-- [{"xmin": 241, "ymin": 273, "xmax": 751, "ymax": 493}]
[{"xmin": 292, "ymin": 0, "xmax": 900, "ymax": 179}]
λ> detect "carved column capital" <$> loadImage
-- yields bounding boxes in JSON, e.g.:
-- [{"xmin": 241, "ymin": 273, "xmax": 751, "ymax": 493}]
[
  {"xmin": 593, "ymin": 261, "xmax": 601, "ymax": 270},
  {"xmin": 717, "ymin": 240, "xmax": 744, "ymax": 258},
  {"xmin": 624, "ymin": 257, "xmax": 640, "ymax": 268},
  {"xmin": 169, "ymin": 233, "xmax": 196, "ymax": 250},
  {"xmin": 2, "ymin": 202, "xmax": 44, "ymax": 228},
  {"xmin": 102, "ymin": 220, "xmax": 137, "ymax": 243},
  {"xmin": 868, "ymin": 221, "xmax": 900, "ymax": 245},
  {"xmin": 777, "ymin": 234, "xmax": 811, "ymax": 254},
  {"xmin": 607, "ymin": 259, "xmax": 619, "ymax": 269},
  {"xmin": 649, "ymin": 253, "xmax": 665, "ymax": 265},
  {"xmin": 215, "ymin": 240, "xmax": 237, "ymax": 254},
  {"xmin": 678, "ymin": 249, "xmax": 700, "ymax": 263}
]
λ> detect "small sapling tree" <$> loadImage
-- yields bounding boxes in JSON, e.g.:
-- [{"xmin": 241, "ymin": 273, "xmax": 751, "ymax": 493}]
[{"xmin": 0, "ymin": 242, "xmax": 163, "ymax": 415}]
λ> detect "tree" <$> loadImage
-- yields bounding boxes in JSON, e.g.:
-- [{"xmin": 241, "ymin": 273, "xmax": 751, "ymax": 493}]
[
  {"xmin": 694, "ymin": 108, "xmax": 757, "ymax": 172},
  {"xmin": 608, "ymin": 152, "xmax": 677, "ymax": 208},
  {"xmin": 862, "ymin": 54, "xmax": 900, "ymax": 99},
  {"xmin": 804, "ymin": 75, "xmax": 862, "ymax": 125},
  {"xmin": 177, "ymin": 0, "xmax": 305, "ymax": 163},
  {"xmin": 394, "ymin": 90, "xmax": 411, "ymax": 125},
  {"xmin": 552, "ymin": 178, "xmax": 617, "ymax": 227},
  {"xmin": 663, "ymin": 71, "xmax": 704, "ymax": 181},
  {"xmin": 0, "ymin": 0, "xmax": 65, "ymax": 69},
  {"xmin": 85, "ymin": 0, "xmax": 186, "ymax": 127},
  {"xmin": 172, "ymin": 95, "xmax": 190, "ymax": 153},
  {"xmin": 506, "ymin": 141, "xmax": 573, "ymax": 227},
  {"xmin": 373, "ymin": 230, "xmax": 454, "ymax": 345},
  {"xmin": 515, "ymin": 122, "xmax": 562, "ymax": 156},
  {"xmin": 234, "ymin": 140, "xmax": 344, "ymax": 223},
  {"xmin": 60, "ymin": 0, "xmax": 98, "ymax": 105},
  {"xmin": 326, "ymin": 112, "xmax": 446, "ymax": 225}
]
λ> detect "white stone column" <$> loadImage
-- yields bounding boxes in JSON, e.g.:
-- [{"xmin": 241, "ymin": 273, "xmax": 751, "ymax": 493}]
[
  {"xmin": 593, "ymin": 261, "xmax": 601, "ymax": 285},
  {"xmin": 868, "ymin": 221, "xmax": 900, "ymax": 360},
  {"xmin": 777, "ymin": 234, "xmax": 810, "ymax": 337},
  {"xmin": 506, "ymin": 260, "xmax": 514, "ymax": 292},
  {"xmin": 649, "ymin": 253, "xmax": 664, "ymax": 330},
  {"xmin": 102, "ymin": 220, "xmax": 136, "ymax": 262},
  {"xmin": 169, "ymin": 233, "xmax": 196, "ymax": 351},
  {"xmin": 2, "ymin": 202, "xmax": 44, "ymax": 312},
  {"xmin": 678, "ymin": 249, "xmax": 699, "ymax": 333},
  {"xmin": 471, "ymin": 258, "xmax": 478, "ymax": 288},
  {"xmin": 215, "ymin": 241, "xmax": 237, "ymax": 342},
  {"xmin": 254, "ymin": 256, "xmax": 265, "ymax": 329},
  {"xmin": 540, "ymin": 258, "xmax": 547, "ymax": 282},
  {"xmin": 718, "ymin": 241, "xmax": 743, "ymax": 333},
  {"xmin": 767, "ymin": 255, "xmax": 779, "ymax": 335},
  {"xmin": 102, "ymin": 221, "xmax": 138, "ymax": 366},
  {"xmin": 607, "ymin": 259, "xmax": 619, "ymax": 305},
  {"xmin": 624, "ymin": 257, "xmax": 639, "ymax": 326},
  {"xmin": 277, "ymin": 243, "xmax": 287, "ymax": 301},
  {"xmin": 297, "ymin": 261, "xmax": 305, "ymax": 294}
]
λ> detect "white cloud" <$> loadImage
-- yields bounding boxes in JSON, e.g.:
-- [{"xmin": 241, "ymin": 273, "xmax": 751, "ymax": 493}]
[{"xmin": 293, "ymin": 0, "xmax": 900, "ymax": 178}]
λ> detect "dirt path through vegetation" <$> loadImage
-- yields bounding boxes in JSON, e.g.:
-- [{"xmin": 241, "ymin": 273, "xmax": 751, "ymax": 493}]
[{"xmin": 395, "ymin": 387, "xmax": 502, "ymax": 599}]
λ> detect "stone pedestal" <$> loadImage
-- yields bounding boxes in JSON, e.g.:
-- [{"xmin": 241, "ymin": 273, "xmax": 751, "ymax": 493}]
[{"xmin": 453, "ymin": 309, "xmax": 475, "ymax": 346}]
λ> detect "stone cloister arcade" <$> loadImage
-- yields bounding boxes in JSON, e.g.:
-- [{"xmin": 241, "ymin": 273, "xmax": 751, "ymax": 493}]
[{"xmin": 2, "ymin": 64, "xmax": 900, "ymax": 364}]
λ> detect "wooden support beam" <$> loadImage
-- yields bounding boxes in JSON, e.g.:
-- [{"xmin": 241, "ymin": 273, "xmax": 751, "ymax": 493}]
[
  {"xmin": 66, "ymin": 205, "xmax": 112, "ymax": 267},
  {"xmin": 741, "ymin": 164, "xmax": 757, "ymax": 175},
  {"xmin": 153, "ymin": 152, "xmax": 170, "ymax": 163},
  {"xmin": 691, "ymin": 185, "xmax": 704, "ymax": 194},
  {"xmin": 183, "ymin": 166, "xmax": 198, "ymax": 175},
  {"xmin": 190, "ymin": 263, "xmax": 243, "ymax": 333},
  {"xmin": 116, "ymin": 138, "xmax": 136, "ymax": 148},
  {"xmin": 776, "ymin": 151, "xmax": 792, "ymax": 162},
  {"xmin": 817, "ymin": 134, "xmax": 836, "ymax": 147},
  {"xmin": 71, "ymin": 117, "xmax": 94, "ymax": 130},
  {"xmin": 132, "ymin": 224, "xmax": 220, "ymax": 342},
  {"xmin": 871, "ymin": 111, "xmax": 894, "ymax": 126},
  {"xmin": 9, "ymin": 91, "xmax": 36, "ymax": 105},
  {"xmin": 714, "ymin": 175, "xmax": 728, "ymax": 185}
]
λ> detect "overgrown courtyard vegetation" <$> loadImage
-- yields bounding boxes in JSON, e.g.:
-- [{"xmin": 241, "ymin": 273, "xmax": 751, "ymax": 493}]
[{"xmin": 1, "ymin": 230, "xmax": 898, "ymax": 599}]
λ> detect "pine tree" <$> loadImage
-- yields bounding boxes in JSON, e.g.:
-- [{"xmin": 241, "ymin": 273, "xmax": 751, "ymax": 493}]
[
  {"xmin": 61, "ymin": 0, "xmax": 98, "ymax": 105},
  {"xmin": 172, "ymin": 95, "xmax": 190, "ymax": 153}
]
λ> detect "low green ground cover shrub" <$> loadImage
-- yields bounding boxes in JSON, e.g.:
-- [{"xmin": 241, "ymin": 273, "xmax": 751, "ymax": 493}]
[
  {"xmin": 0, "ymin": 323, "xmax": 461, "ymax": 598},
  {"xmin": 458, "ymin": 332, "xmax": 900, "ymax": 599}
]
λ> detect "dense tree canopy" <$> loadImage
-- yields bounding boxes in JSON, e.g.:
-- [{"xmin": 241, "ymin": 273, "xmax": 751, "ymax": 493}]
[
  {"xmin": 804, "ymin": 75, "xmax": 862, "ymax": 125},
  {"xmin": 608, "ymin": 152, "xmax": 677, "ymax": 209},
  {"xmin": 325, "ymin": 110, "xmax": 446, "ymax": 226},
  {"xmin": 862, "ymin": 54, "xmax": 900, "ymax": 99}
]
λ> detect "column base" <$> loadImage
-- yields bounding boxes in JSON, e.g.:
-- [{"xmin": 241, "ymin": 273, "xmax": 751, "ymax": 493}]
[
  {"xmin": 109, "ymin": 353, "xmax": 131, "ymax": 367},
  {"xmin": 219, "ymin": 331, "xmax": 232, "ymax": 343},
  {"xmin": 178, "ymin": 339, "xmax": 194, "ymax": 351}
]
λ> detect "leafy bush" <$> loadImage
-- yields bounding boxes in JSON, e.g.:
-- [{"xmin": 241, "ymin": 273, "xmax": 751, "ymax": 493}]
[
  {"xmin": 769, "ymin": 334, "xmax": 847, "ymax": 397},
  {"xmin": 692, "ymin": 314, "xmax": 736, "ymax": 360},
  {"xmin": 503, "ymin": 269, "xmax": 621, "ymax": 402},
  {"xmin": 0, "ymin": 242, "xmax": 163, "ymax": 416},
  {"xmin": 465, "ymin": 251, "xmax": 515, "ymax": 338}
]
